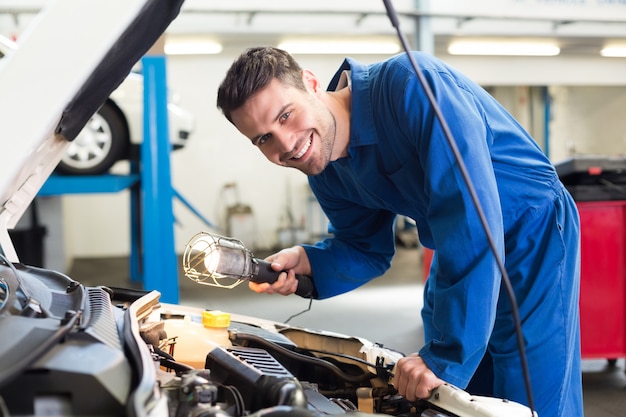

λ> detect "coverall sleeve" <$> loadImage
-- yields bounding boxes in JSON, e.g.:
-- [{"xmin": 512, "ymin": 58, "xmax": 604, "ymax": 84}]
[
  {"xmin": 401, "ymin": 67, "xmax": 505, "ymax": 387},
  {"xmin": 301, "ymin": 188, "xmax": 397, "ymax": 300}
]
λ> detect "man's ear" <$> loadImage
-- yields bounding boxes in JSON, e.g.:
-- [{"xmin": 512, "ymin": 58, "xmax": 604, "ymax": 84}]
[{"xmin": 302, "ymin": 69, "xmax": 321, "ymax": 93}]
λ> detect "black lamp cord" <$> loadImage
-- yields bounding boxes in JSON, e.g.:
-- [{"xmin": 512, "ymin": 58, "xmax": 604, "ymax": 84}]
[{"xmin": 381, "ymin": 1, "xmax": 536, "ymax": 415}]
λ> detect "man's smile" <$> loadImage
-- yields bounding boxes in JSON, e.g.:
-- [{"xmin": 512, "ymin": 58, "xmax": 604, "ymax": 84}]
[{"xmin": 292, "ymin": 135, "xmax": 312, "ymax": 160}]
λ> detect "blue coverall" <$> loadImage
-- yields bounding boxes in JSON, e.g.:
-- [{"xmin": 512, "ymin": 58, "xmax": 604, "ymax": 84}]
[{"xmin": 301, "ymin": 52, "xmax": 583, "ymax": 417}]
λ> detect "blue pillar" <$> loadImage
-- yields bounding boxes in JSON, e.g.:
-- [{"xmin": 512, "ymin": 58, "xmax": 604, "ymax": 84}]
[
  {"xmin": 140, "ymin": 55, "xmax": 179, "ymax": 303},
  {"xmin": 414, "ymin": 0, "xmax": 433, "ymax": 54}
]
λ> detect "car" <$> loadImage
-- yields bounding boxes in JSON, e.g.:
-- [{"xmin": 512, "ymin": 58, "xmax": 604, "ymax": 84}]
[{"xmin": 0, "ymin": 34, "xmax": 195, "ymax": 176}]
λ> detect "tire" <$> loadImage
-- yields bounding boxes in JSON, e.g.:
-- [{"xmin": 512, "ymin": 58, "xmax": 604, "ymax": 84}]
[{"xmin": 55, "ymin": 101, "xmax": 129, "ymax": 175}]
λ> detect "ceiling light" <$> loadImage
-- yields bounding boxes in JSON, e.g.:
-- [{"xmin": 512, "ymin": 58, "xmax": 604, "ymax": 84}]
[
  {"xmin": 600, "ymin": 46, "xmax": 626, "ymax": 57},
  {"xmin": 277, "ymin": 40, "xmax": 401, "ymax": 55},
  {"xmin": 448, "ymin": 40, "xmax": 560, "ymax": 56},
  {"xmin": 164, "ymin": 40, "xmax": 222, "ymax": 55}
]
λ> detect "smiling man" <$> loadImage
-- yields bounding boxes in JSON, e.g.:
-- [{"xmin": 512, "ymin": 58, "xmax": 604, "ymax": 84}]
[{"xmin": 216, "ymin": 46, "xmax": 583, "ymax": 417}]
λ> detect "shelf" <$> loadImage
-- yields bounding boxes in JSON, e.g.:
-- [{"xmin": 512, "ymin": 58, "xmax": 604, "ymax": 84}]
[{"xmin": 39, "ymin": 174, "xmax": 140, "ymax": 196}]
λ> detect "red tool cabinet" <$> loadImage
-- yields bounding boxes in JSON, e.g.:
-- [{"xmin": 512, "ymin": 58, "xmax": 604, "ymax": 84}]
[{"xmin": 577, "ymin": 200, "xmax": 626, "ymax": 359}]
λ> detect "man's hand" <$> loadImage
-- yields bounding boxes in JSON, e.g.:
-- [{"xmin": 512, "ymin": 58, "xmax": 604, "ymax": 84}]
[
  {"xmin": 394, "ymin": 354, "xmax": 445, "ymax": 402},
  {"xmin": 249, "ymin": 246, "xmax": 311, "ymax": 296}
]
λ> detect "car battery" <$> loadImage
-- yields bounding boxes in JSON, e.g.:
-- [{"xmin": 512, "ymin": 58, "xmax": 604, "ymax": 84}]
[{"xmin": 556, "ymin": 156, "xmax": 626, "ymax": 361}]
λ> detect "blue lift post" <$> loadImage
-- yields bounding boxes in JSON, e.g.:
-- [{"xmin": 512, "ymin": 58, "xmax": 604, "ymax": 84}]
[{"xmin": 140, "ymin": 54, "xmax": 179, "ymax": 303}]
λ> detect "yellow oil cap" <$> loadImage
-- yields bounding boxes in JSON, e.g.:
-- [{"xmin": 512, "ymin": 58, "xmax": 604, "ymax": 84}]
[{"xmin": 202, "ymin": 310, "xmax": 231, "ymax": 328}]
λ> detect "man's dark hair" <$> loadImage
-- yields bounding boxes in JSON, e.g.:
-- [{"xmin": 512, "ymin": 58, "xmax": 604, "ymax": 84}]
[{"xmin": 217, "ymin": 46, "xmax": 305, "ymax": 123}]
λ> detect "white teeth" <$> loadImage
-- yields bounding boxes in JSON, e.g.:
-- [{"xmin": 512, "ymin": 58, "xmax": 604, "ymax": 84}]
[{"xmin": 294, "ymin": 138, "xmax": 311, "ymax": 159}]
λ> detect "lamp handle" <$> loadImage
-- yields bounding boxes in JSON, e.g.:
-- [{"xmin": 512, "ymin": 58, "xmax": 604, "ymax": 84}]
[{"xmin": 252, "ymin": 259, "xmax": 316, "ymax": 298}]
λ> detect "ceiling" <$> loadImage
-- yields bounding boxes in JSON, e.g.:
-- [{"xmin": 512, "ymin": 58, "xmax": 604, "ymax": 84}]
[{"xmin": 1, "ymin": 3, "xmax": 626, "ymax": 57}]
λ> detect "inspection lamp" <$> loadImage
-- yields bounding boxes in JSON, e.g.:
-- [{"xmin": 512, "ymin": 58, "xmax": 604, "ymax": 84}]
[{"xmin": 183, "ymin": 232, "xmax": 314, "ymax": 297}]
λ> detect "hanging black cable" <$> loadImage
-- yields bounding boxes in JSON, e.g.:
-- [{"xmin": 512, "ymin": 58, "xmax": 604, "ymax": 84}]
[{"xmin": 381, "ymin": 1, "xmax": 536, "ymax": 415}]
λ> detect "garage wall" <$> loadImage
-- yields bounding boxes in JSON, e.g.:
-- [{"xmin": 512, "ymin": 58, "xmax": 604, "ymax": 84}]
[{"xmin": 549, "ymin": 86, "xmax": 626, "ymax": 163}]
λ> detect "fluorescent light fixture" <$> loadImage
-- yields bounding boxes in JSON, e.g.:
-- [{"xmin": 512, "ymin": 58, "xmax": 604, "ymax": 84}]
[
  {"xmin": 277, "ymin": 40, "xmax": 401, "ymax": 55},
  {"xmin": 164, "ymin": 40, "xmax": 222, "ymax": 55},
  {"xmin": 600, "ymin": 46, "xmax": 626, "ymax": 57},
  {"xmin": 448, "ymin": 40, "xmax": 560, "ymax": 56}
]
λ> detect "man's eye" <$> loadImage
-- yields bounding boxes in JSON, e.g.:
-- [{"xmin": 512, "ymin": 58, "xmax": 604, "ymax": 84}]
[{"xmin": 257, "ymin": 133, "xmax": 271, "ymax": 145}]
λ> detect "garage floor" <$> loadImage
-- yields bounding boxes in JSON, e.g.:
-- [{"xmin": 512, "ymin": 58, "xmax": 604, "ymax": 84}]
[{"xmin": 70, "ymin": 247, "xmax": 625, "ymax": 417}]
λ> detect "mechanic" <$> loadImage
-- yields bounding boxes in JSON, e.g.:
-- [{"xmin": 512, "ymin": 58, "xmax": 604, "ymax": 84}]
[{"xmin": 216, "ymin": 46, "xmax": 583, "ymax": 417}]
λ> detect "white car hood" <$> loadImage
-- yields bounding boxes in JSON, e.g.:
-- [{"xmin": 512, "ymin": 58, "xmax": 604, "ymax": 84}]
[{"xmin": 0, "ymin": 0, "xmax": 184, "ymax": 262}]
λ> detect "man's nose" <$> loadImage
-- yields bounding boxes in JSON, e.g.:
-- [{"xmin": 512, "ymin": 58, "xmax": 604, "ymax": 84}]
[{"xmin": 274, "ymin": 130, "xmax": 294, "ymax": 153}]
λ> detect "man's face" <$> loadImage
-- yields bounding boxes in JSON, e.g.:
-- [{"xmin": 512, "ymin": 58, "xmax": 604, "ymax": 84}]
[{"xmin": 230, "ymin": 77, "xmax": 336, "ymax": 176}]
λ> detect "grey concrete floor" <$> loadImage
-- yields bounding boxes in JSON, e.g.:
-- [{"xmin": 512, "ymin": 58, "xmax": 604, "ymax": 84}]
[{"xmin": 70, "ymin": 247, "xmax": 625, "ymax": 417}]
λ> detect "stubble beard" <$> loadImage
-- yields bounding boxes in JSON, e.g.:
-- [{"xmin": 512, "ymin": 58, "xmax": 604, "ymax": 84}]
[{"xmin": 299, "ymin": 110, "xmax": 337, "ymax": 176}]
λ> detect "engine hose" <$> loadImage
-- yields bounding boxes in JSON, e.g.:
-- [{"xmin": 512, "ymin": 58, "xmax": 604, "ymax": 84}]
[
  {"xmin": 231, "ymin": 332, "xmax": 373, "ymax": 383},
  {"xmin": 221, "ymin": 385, "xmax": 245, "ymax": 417},
  {"xmin": 160, "ymin": 357, "xmax": 195, "ymax": 376}
]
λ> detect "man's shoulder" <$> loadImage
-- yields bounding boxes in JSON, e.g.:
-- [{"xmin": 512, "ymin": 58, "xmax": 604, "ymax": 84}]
[{"xmin": 380, "ymin": 51, "xmax": 448, "ymax": 72}]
